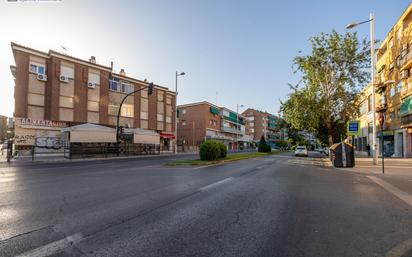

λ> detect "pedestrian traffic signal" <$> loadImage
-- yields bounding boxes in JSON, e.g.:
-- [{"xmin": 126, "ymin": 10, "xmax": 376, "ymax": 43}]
[{"xmin": 148, "ymin": 82, "xmax": 153, "ymax": 95}]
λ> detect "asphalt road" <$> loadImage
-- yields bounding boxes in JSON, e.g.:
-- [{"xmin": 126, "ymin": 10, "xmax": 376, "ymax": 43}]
[{"xmin": 1, "ymin": 152, "xmax": 412, "ymax": 257}]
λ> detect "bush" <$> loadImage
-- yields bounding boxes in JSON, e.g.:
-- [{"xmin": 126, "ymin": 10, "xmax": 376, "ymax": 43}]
[
  {"xmin": 218, "ymin": 142, "xmax": 227, "ymax": 158},
  {"xmin": 199, "ymin": 140, "xmax": 221, "ymax": 161},
  {"xmin": 258, "ymin": 135, "xmax": 271, "ymax": 153}
]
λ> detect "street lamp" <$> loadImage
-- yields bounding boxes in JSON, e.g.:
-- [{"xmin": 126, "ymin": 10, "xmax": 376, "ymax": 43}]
[
  {"xmin": 175, "ymin": 71, "xmax": 186, "ymax": 154},
  {"xmin": 346, "ymin": 13, "xmax": 378, "ymax": 165},
  {"xmin": 236, "ymin": 104, "xmax": 244, "ymax": 150}
]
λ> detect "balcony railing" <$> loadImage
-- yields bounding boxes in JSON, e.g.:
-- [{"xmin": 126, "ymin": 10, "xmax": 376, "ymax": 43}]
[
  {"xmin": 400, "ymin": 49, "xmax": 412, "ymax": 71},
  {"xmin": 221, "ymin": 126, "xmax": 244, "ymax": 135}
]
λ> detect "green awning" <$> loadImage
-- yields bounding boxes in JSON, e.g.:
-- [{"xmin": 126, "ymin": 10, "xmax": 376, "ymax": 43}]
[
  {"xmin": 400, "ymin": 95, "xmax": 412, "ymax": 117},
  {"xmin": 210, "ymin": 106, "xmax": 219, "ymax": 115}
]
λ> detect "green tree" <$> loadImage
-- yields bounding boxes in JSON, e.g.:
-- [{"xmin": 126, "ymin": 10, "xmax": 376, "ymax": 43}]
[{"xmin": 281, "ymin": 30, "xmax": 370, "ymax": 146}]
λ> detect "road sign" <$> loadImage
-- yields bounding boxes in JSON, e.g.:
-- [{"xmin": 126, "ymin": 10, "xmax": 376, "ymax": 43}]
[{"xmin": 347, "ymin": 120, "xmax": 360, "ymax": 136}]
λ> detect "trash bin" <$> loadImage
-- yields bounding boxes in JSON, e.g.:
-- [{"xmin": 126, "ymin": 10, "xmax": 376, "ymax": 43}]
[{"xmin": 329, "ymin": 142, "xmax": 355, "ymax": 168}]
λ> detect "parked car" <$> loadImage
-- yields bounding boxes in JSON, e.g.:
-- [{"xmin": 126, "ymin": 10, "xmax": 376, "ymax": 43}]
[
  {"xmin": 317, "ymin": 146, "xmax": 329, "ymax": 155},
  {"xmin": 295, "ymin": 145, "xmax": 308, "ymax": 157}
]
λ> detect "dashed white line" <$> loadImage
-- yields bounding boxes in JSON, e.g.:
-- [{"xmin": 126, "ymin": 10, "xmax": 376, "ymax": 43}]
[
  {"xmin": 15, "ymin": 233, "xmax": 83, "ymax": 257},
  {"xmin": 198, "ymin": 177, "xmax": 234, "ymax": 191},
  {"xmin": 367, "ymin": 176, "xmax": 412, "ymax": 207}
]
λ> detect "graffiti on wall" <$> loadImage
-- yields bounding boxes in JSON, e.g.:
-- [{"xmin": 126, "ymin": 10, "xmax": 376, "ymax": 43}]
[
  {"xmin": 14, "ymin": 134, "xmax": 35, "ymax": 145},
  {"xmin": 35, "ymin": 137, "xmax": 62, "ymax": 149}
]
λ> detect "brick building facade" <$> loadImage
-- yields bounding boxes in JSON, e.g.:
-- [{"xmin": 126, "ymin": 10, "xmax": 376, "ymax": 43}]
[
  {"xmin": 10, "ymin": 42, "xmax": 176, "ymax": 154},
  {"xmin": 177, "ymin": 102, "xmax": 252, "ymax": 150}
]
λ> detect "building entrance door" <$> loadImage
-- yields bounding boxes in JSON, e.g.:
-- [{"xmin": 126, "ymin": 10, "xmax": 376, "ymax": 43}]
[{"xmin": 395, "ymin": 132, "xmax": 404, "ymax": 158}]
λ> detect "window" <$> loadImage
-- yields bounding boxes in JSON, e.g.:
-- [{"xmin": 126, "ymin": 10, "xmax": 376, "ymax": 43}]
[
  {"xmin": 249, "ymin": 122, "xmax": 254, "ymax": 127},
  {"xmin": 166, "ymin": 96, "xmax": 172, "ymax": 104},
  {"xmin": 396, "ymin": 81, "xmax": 402, "ymax": 93},
  {"xmin": 88, "ymin": 101, "xmax": 99, "ymax": 111},
  {"xmin": 209, "ymin": 120, "xmax": 213, "ymax": 125},
  {"xmin": 121, "ymin": 82, "xmax": 134, "ymax": 94},
  {"xmin": 182, "ymin": 109, "xmax": 186, "ymax": 114},
  {"xmin": 390, "ymin": 111, "xmax": 395, "ymax": 121},
  {"xmin": 367, "ymin": 95, "xmax": 372, "ymax": 112},
  {"xmin": 61, "ymin": 65, "xmax": 74, "ymax": 79},
  {"xmin": 250, "ymin": 128, "xmax": 255, "ymax": 133},
  {"xmin": 88, "ymin": 73, "xmax": 100, "ymax": 85},
  {"xmin": 108, "ymin": 104, "xmax": 119, "ymax": 115},
  {"xmin": 157, "ymin": 114, "xmax": 164, "ymax": 121},
  {"xmin": 158, "ymin": 93, "xmax": 164, "ymax": 101},
  {"xmin": 182, "ymin": 120, "xmax": 187, "ymax": 126},
  {"xmin": 390, "ymin": 87, "xmax": 395, "ymax": 97},
  {"xmin": 389, "ymin": 37, "xmax": 394, "ymax": 48},
  {"xmin": 29, "ymin": 63, "xmax": 45, "ymax": 74},
  {"xmin": 396, "ymin": 29, "xmax": 401, "ymax": 41},
  {"xmin": 166, "ymin": 116, "xmax": 172, "ymax": 123},
  {"xmin": 59, "ymin": 96, "xmax": 73, "ymax": 108},
  {"xmin": 121, "ymin": 104, "xmax": 133, "ymax": 117},
  {"xmin": 140, "ymin": 111, "xmax": 148, "ymax": 119},
  {"xmin": 109, "ymin": 80, "xmax": 119, "ymax": 91}
]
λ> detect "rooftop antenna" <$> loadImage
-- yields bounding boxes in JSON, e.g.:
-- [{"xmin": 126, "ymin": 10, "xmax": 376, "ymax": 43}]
[
  {"xmin": 61, "ymin": 45, "xmax": 67, "ymax": 55},
  {"xmin": 216, "ymin": 91, "xmax": 218, "ymax": 106}
]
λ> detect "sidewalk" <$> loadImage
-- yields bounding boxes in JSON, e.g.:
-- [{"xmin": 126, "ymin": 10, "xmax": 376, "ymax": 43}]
[
  {"xmin": 0, "ymin": 151, "xmax": 199, "ymax": 167},
  {"xmin": 341, "ymin": 157, "xmax": 412, "ymax": 179}
]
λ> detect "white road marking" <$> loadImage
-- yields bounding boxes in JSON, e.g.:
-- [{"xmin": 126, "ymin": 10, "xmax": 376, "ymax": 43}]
[
  {"xmin": 15, "ymin": 233, "xmax": 83, "ymax": 257},
  {"xmin": 198, "ymin": 177, "xmax": 234, "ymax": 191},
  {"xmin": 367, "ymin": 176, "xmax": 412, "ymax": 207}
]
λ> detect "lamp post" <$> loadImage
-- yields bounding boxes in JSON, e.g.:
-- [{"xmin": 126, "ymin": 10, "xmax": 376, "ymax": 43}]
[
  {"xmin": 346, "ymin": 13, "xmax": 377, "ymax": 165},
  {"xmin": 175, "ymin": 71, "xmax": 186, "ymax": 154},
  {"xmin": 236, "ymin": 104, "xmax": 244, "ymax": 150}
]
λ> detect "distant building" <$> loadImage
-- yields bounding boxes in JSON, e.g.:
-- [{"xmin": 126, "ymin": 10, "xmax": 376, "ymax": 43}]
[
  {"xmin": 0, "ymin": 115, "xmax": 7, "ymax": 142},
  {"xmin": 241, "ymin": 108, "xmax": 286, "ymax": 147},
  {"xmin": 177, "ymin": 102, "xmax": 253, "ymax": 150}
]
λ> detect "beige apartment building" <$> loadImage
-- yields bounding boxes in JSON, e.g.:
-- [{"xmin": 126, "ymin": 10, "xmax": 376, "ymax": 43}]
[
  {"xmin": 370, "ymin": 3, "xmax": 412, "ymax": 157},
  {"xmin": 10, "ymin": 42, "xmax": 176, "ymax": 155}
]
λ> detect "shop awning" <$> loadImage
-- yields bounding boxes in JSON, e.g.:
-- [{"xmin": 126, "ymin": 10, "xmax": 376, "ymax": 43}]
[
  {"xmin": 62, "ymin": 123, "xmax": 116, "ymax": 143},
  {"xmin": 127, "ymin": 128, "xmax": 160, "ymax": 144},
  {"xmin": 400, "ymin": 95, "xmax": 412, "ymax": 117},
  {"xmin": 160, "ymin": 133, "xmax": 175, "ymax": 139}
]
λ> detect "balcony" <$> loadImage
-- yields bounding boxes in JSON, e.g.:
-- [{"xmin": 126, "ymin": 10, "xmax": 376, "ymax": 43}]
[
  {"xmin": 400, "ymin": 50, "xmax": 412, "ymax": 71},
  {"xmin": 375, "ymin": 82, "xmax": 387, "ymax": 94},
  {"xmin": 376, "ymin": 103, "xmax": 387, "ymax": 113},
  {"xmin": 221, "ymin": 126, "xmax": 244, "ymax": 135}
]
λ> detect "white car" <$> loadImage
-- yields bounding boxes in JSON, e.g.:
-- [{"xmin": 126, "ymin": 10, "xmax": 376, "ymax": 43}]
[{"xmin": 295, "ymin": 146, "xmax": 308, "ymax": 157}]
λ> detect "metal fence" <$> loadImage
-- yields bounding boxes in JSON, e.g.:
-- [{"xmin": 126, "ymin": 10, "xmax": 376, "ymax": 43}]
[{"xmin": 64, "ymin": 142, "xmax": 160, "ymax": 159}]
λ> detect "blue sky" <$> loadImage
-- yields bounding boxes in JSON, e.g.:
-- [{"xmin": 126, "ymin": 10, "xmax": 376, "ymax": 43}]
[{"xmin": 0, "ymin": 0, "xmax": 409, "ymax": 117}]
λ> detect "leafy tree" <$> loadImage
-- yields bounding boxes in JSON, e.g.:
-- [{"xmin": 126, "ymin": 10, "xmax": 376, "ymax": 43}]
[{"xmin": 281, "ymin": 30, "xmax": 370, "ymax": 146}]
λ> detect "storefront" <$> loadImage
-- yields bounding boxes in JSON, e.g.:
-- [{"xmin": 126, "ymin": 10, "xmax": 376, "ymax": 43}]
[
  {"xmin": 160, "ymin": 133, "xmax": 175, "ymax": 151},
  {"xmin": 400, "ymin": 95, "xmax": 412, "ymax": 157},
  {"xmin": 14, "ymin": 117, "xmax": 67, "ymax": 156},
  {"xmin": 377, "ymin": 130, "xmax": 394, "ymax": 157}
]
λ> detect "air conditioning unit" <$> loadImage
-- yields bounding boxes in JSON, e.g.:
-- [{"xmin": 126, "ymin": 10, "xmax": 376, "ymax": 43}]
[
  {"xmin": 401, "ymin": 69, "xmax": 409, "ymax": 79},
  {"xmin": 87, "ymin": 82, "xmax": 96, "ymax": 89},
  {"xmin": 59, "ymin": 75, "xmax": 69, "ymax": 83},
  {"xmin": 37, "ymin": 74, "xmax": 47, "ymax": 81}
]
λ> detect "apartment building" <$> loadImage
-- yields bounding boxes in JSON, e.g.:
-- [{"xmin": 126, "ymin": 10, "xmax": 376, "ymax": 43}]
[
  {"xmin": 242, "ymin": 108, "xmax": 285, "ymax": 147},
  {"xmin": 10, "ymin": 42, "xmax": 176, "ymax": 154},
  {"xmin": 177, "ymin": 102, "xmax": 252, "ymax": 150},
  {"xmin": 372, "ymin": 3, "xmax": 412, "ymax": 157},
  {"xmin": 353, "ymin": 84, "xmax": 374, "ymax": 156}
]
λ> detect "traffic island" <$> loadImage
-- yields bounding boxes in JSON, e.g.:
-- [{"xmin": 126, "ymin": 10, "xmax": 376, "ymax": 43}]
[{"xmin": 166, "ymin": 151, "xmax": 286, "ymax": 166}]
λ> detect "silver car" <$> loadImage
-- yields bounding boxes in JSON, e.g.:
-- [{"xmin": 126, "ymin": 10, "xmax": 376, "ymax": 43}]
[{"xmin": 295, "ymin": 146, "xmax": 308, "ymax": 157}]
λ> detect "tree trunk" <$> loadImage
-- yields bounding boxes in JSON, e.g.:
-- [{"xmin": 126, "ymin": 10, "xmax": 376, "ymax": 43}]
[{"xmin": 326, "ymin": 121, "xmax": 333, "ymax": 146}]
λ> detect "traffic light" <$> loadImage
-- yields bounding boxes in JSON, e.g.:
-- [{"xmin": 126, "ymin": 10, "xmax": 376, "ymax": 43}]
[{"xmin": 148, "ymin": 82, "xmax": 154, "ymax": 95}]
